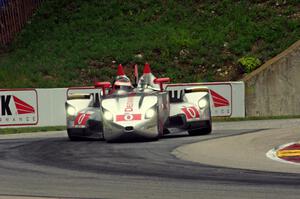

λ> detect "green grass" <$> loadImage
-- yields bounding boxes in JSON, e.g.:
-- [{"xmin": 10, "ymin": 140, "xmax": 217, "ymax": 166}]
[
  {"xmin": 0, "ymin": 0, "xmax": 299, "ymax": 87},
  {"xmin": 0, "ymin": 126, "xmax": 66, "ymax": 135}
]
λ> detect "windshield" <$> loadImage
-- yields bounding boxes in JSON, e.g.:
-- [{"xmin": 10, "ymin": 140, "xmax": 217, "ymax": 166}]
[{"xmin": 114, "ymin": 85, "xmax": 133, "ymax": 92}]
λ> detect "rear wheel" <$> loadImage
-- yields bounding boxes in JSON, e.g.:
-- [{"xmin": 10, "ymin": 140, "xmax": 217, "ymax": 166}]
[{"xmin": 188, "ymin": 121, "xmax": 212, "ymax": 136}]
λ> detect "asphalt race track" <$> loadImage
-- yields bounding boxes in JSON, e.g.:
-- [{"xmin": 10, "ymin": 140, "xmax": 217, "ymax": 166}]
[{"xmin": 0, "ymin": 121, "xmax": 300, "ymax": 199}]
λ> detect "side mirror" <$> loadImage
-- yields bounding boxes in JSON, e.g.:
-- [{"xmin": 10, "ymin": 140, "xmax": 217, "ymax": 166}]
[
  {"xmin": 94, "ymin": 81, "xmax": 111, "ymax": 96},
  {"xmin": 154, "ymin": 77, "xmax": 170, "ymax": 92}
]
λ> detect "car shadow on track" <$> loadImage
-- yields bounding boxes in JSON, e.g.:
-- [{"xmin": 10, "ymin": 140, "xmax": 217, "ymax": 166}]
[{"xmin": 63, "ymin": 131, "xmax": 205, "ymax": 143}]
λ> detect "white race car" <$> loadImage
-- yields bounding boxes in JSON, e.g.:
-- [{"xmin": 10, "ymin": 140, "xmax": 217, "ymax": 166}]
[{"xmin": 65, "ymin": 63, "xmax": 212, "ymax": 142}]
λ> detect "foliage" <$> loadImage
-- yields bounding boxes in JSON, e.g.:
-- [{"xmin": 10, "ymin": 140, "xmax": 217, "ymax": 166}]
[
  {"xmin": 0, "ymin": 0, "xmax": 299, "ymax": 87},
  {"xmin": 0, "ymin": 126, "xmax": 66, "ymax": 134},
  {"xmin": 238, "ymin": 56, "xmax": 262, "ymax": 73}
]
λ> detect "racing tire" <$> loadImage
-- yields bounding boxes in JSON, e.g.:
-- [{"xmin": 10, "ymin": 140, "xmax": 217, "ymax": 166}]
[
  {"xmin": 188, "ymin": 122, "xmax": 212, "ymax": 136},
  {"xmin": 68, "ymin": 135, "xmax": 81, "ymax": 141},
  {"xmin": 67, "ymin": 129, "xmax": 81, "ymax": 141}
]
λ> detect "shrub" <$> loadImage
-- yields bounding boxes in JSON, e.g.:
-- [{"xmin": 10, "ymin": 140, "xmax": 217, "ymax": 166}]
[{"xmin": 238, "ymin": 56, "xmax": 261, "ymax": 73}]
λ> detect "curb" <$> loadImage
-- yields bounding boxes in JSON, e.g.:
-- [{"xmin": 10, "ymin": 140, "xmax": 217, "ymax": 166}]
[{"xmin": 266, "ymin": 142, "xmax": 300, "ymax": 165}]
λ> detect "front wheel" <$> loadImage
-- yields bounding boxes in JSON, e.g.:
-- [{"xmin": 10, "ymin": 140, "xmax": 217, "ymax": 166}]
[{"xmin": 67, "ymin": 129, "xmax": 81, "ymax": 141}]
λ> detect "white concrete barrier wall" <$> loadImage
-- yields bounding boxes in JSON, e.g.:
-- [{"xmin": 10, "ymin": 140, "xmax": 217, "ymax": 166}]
[
  {"xmin": 0, "ymin": 81, "xmax": 244, "ymax": 128},
  {"xmin": 37, "ymin": 88, "xmax": 67, "ymax": 127},
  {"xmin": 230, "ymin": 82, "xmax": 245, "ymax": 118}
]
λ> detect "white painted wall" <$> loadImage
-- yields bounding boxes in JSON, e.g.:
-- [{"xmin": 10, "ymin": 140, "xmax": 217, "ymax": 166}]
[
  {"xmin": 0, "ymin": 81, "xmax": 245, "ymax": 128},
  {"xmin": 230, "ymin": 82, "xmax": 245, "ymax": 118},
  {"xmin": 37, "ymin": 88, "xmax": 67, "ymax": 127}
]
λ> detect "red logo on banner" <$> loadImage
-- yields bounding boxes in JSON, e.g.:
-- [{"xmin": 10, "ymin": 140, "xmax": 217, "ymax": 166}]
[
  {"xmin": 74, "ymin": 113, "xmax": 91, "ymax": 126},
  {"xmin": 182, "ymin": 106, "xmax": 200, "ymax": 119},
  {"xmin": 0, "ymin": 90, "xmax": 38, "ymax": 126},
  {"xmin": 13, "ymin": 96, "xmax": 35, "ymax": 114},
  {"xmin": 116, "ymin": 114, "xmax": 141, "ymax": 122},
  {"xmin": 210, "ymin": 90, "xmax": 230, "ymax": 107}
]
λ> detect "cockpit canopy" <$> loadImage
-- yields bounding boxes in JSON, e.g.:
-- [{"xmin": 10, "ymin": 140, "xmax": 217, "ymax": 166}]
[{"xmin": 112, "ymin": 77, "xmax": 134, "ymax": 94}]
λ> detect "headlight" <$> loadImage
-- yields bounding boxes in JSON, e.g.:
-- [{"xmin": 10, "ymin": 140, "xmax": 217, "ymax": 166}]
[
  {"xmin": 145, "ymin": 109, "xmax": 155, "ymax": 119},
  {"xmin": 198, "ymin": 98, "xmax": 208, "ymax": 109},
  {"xmin": 103, "ymin": 111, "xmax": 113, "ymax": 121},
  {"xmin": 67, "ymin": 106, "xmax": 76, "ymax": 116}
]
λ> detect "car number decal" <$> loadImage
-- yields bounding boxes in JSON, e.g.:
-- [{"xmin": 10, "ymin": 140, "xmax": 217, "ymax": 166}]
[
  {"xmin": 182, "ymin": 106, "xmax": 200, "ymax": 120},
  {"xmin": 74, "ymin": 113, "xmax": 91, "ymax": 126}
]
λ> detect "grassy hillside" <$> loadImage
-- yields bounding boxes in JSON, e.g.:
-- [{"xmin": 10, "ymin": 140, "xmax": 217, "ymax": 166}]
[{"xmin": 0, "ymin": 0, "xmax": 299, "ymax": 88}]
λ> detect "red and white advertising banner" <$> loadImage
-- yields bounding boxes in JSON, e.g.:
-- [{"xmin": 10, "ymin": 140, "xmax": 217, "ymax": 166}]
[
  {"xmin": 165, "ymin": 82, "xmax": 244, "ymax": 117},
  {"xmin": 206, "ymin": 84, "xmax": 232, "ymax": 117},
  {"xmin": 0, "ymin": 81, "xmax": 244, "ymax": 128},
  {"xmin": 0, "ymin": 89, "xmax": 38, "ymax": 126}
]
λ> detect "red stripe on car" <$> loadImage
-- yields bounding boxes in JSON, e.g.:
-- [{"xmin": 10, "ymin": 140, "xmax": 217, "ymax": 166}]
[
  {"xmin": 116, "ymin": 114, "xmax": 142, "ymax": 122},
  {"xmin": 125, "ymin": 93, "xmax": 135, "ymax": 112}
]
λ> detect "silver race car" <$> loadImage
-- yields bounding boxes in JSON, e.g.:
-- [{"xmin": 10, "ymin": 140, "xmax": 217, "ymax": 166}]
[{"xmin": 65, "ymin": 63, "xmax": 212, "ymax": 142}]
